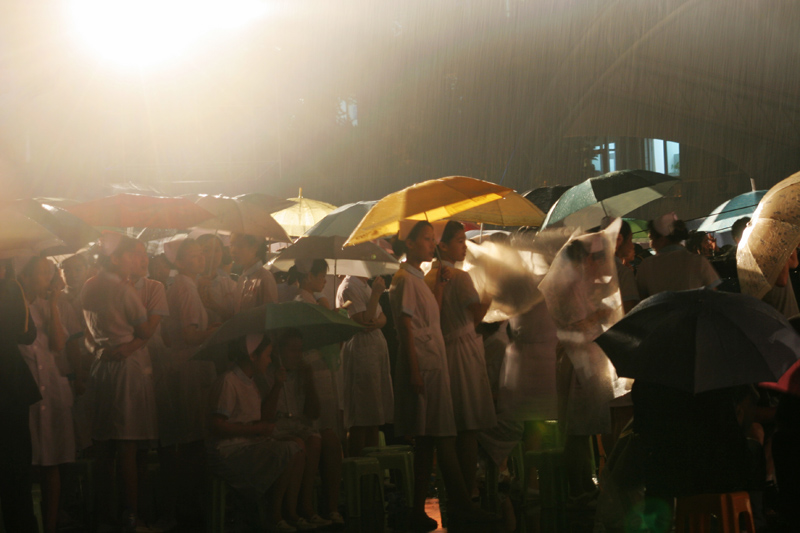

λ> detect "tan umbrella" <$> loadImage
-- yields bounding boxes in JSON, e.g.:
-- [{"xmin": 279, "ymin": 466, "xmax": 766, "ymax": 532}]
[
  {"xmin": 344, "ymin": 176, "xmax": 513, "ymax": 246},
  {"xmin": 234, "ymin": 193, "xmax": 296, "ymax": 214},
  {"xmin": 193, "ymin": 195, "xmax": 291, "ymax": 242},
  {"xmin": 447, "ymin": 191, "xmax": 545, "ymax": 227},
  {"xmin": 271, "ymin": 188, "xmax": 337, "ymax": 237},
  {"xmin": 0, "ymin": 207, "xmax": 65, "ymax": 258},
  {"xmin": 737, "ymin": 170, "xmax": 800, "ymax": 299}
]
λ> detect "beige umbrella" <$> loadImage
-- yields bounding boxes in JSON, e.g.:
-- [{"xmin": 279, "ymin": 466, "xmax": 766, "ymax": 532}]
[
  {"xmin": 737, "ymin": 170, "xmax": 800, "ymax": 299},
  {"xmin": 271, "ymin": 188, "xmax": 337, "ymax": 237},
  {"xmin": 345, "ymin": 176, "xmax": 513, "ymax": 246},
  {"xmin": 0, "ymin": 207, "xmax": 65, "ymax": 258},
  {"xmin": 193, "ymin": 195, "xmax": 291, "ymax": 242},
  {"xmin": 447, "ymin": 191, "xmax": 545, "ymax": 227}
]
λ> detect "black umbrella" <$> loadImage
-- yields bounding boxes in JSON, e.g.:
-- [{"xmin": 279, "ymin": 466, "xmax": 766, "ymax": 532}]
[
  {"xmin": 595, "ymin": 289, "xmax": 800, "ymax": 394},
  {"xmin": 522, "ymin": 186, "xmax": 572, "ymax": 215}
]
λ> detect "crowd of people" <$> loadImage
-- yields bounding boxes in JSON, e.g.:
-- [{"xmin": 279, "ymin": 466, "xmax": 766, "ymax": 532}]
[{"xmin": 1, "ymin": 202, "xmax": 800, "ymax": 533}]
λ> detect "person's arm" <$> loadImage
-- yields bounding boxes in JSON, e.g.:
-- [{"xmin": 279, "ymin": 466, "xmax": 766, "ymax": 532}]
[
  {"xmin": 137, "ymin": 314, "xmax": 162, "ymax": 341},
  {"xmin": 211, "ymin": 415, "xmax": 274, "ymax": 439},
  {"xmin": 47, "ymin": 292, "xmax": 67, "ymax": 353},
  {"xmin": 301, "ymin": 363, "xmax": 321, "ymax": 420},
  {"xmin": 363, "ymin": 276, "xmax": 385, "ymax": 323},
  {"xmin": 261, "ymin": 366, "xmax": 287, "ymax": 421},
  {"xmin": 399, "ymin": 314, "xmax": 424, "ymax": 395},
  {"xmin": 431, "ymin": 265, "xmax": 449, "ymax": 311},
  {"xmin": 467, "ymin": 301, "xmax": 491, "ymax": 326}
]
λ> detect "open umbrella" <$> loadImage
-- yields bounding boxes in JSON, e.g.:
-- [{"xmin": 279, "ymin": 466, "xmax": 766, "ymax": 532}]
[
  {"xmin": 345, "ymin": 176, "xmax": 513, "ymax": 246},
  {"xmin": 270, "ymin": 236, "xmax": 399, "ymax": 278},
  {"xmin": 738, "ymin": 171, "xmax": 800, "ymax": 299},
  {"xmin": 234, "ymin": 193, "xmax": 296, "ymax": 214},
  {"xmin": 0, "ymin": 207, "xmax": 65, "ymax": 258},
  {"xmin": 271, "ymin": 188, "xmax": 337, "ymax": 237},
  {"xmin": 194, "ymin": 302, "xmax": 363, "ymax": 371},
  {"xmin": 542, "ymin": 170, "xmax": 679, "ymax": 230},
  {"xmin": 447, "ymin": 191, "xmax": 545, "ymax": 227},
  {"xmin": 595, "ymin": 290, "xmax": 800, "ymax": 394},
  {"xmin": 194, "ymin": 195, "xmax": 291, "ymax": 242},
  {"xmin": 697, "ymin": 190, "xmax": 766, "ymax": 233},
  {"xmin": 305, "ymin": 201, "xmax": 377, "ymax": 238},
  {"xmin": 67, "ymin": 193, "xmax": 215, "ymax": 229},
  {"xmin": 522, "ymin": 185, "xmax": 572, "ymax": 214},
  {"xmin": 14, "ymin": 199, "xmax": 101, "ymax": 255}
]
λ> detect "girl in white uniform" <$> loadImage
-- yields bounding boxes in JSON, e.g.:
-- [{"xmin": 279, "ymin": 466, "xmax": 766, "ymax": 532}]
[
  {"xmin": 18, "ymin": 256, "xmax": 76, "ymax": 533},
  {"xmin": 293, "ymin": 259, "xmax": 344, "ymax": 526},
  {"xmin": 230, "ymin": 233, "xmax": 278, "ymax": 311},
  {"xmin": 336, "ymin": 274, "xmax": 394, "ymax": 457},
  {"xmin": 81, "ymin": 234, "xmax": 158, "ymax": 532},
  {"xmin": 389, "ymin": 221, "xmax": 498, "ymax": 531},
  {"xmin": 424, "ymin": 221, "xmax": 496, "ymax": 495}
]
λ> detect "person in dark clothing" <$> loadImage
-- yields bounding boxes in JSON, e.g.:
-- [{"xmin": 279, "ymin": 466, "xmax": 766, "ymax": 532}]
[{"xmin": 0, "ymin": 271, "xmax": 43, "ymax": 533}]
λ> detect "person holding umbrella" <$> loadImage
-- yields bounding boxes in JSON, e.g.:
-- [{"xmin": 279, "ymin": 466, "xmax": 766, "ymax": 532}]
[
  {"xmin": 389, "ymin": 220, "xmax": 498, "ymax": 530},
  {"xmin": 231, "ymin": 233, "xmax": 278, "ymax": 311},
  {"xmin": 425, "ymin": 221, "xmax": 496, "ymax": 497}
]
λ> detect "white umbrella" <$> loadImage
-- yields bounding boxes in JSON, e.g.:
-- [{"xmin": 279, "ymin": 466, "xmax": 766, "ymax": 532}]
[{"xmin": 270, "ymin": 235, "xmax": 399, "ymax": 278}]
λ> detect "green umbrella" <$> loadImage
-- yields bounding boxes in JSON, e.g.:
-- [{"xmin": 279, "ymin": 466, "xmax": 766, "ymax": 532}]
[
  {"xmin": 542, "ymin": 170, "xmax": 679, "ymax": 229},
  {"xmin": 194, "ymin": 302, "xmax": 363, "ymax": 371},
  {"xmin": 623, "ymin": 218, "xmax": 650, "ymax": 243}
]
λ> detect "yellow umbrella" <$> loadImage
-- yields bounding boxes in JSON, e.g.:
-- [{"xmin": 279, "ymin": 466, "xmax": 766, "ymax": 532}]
[
  {"xmin": 447, "ymin": 191, "xmax": 545, "ymax": 227},
  {"xmin": 737, "ymin": 170, "xmax": 800, "ymax": 299},
  {"xmin": 271, "ymin": 188, "xmax": 337, "ymax": 237},
  {"xmin": 344, "ymin": 176, "xmax": 513, "ymax": 246},
  {"xmin": 193, "ymin": 195, "xmax": 291, "ymax": 242}
]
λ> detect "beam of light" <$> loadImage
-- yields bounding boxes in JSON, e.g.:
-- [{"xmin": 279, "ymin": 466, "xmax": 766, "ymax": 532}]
[{"xmin": 66, "ymin": 0, "xmax": 270, "ymax": 69}]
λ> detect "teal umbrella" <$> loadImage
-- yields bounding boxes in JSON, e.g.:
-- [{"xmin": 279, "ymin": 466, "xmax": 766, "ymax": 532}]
[
  {"xmin": 194, "ymin": 302, "xmax": 363, "ymax": 371},
  {"xmin": 304, "ymin": 201, "xmax": 377, "ymax": 237},
  {"xmin": 696, "ymin": 190, "xmax": 766, "ymax": 233},
  {"xmin": 542, "ymin": 170, "xmax": 679, "ymax": 229}
]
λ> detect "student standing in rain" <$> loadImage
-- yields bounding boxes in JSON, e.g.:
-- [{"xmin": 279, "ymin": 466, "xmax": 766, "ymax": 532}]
[
  {"xmin": 230, "ymin": 233, "xmax": 278, "ymax": 311},
  {"xmin": 425, "ymin": 221, "xmax": 496, "ymax": 497}
]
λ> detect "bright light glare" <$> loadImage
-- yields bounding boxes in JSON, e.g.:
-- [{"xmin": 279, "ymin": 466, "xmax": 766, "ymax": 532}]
[{"xmin": 67, "ymin": 0, "xmax": 269, "ymax": 68}]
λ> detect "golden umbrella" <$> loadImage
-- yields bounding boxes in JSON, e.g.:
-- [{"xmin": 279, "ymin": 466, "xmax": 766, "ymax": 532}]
[
  {"xmin": 737, "ymin": 170, "xmax": 800, "ymax": 299},
  {"xmin": 344, "ymin": 176, "xmax": 513, "ymax": 246},
  {"xmin": 271, "ymin": 188, "xmax": 337, "ymax": 237},
  {"xmin": 447, "ymin": 191, "xmax": 545, "ymax": 227}
]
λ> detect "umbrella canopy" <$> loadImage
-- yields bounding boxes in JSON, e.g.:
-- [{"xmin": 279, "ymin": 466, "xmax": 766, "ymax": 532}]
[
  {"xmin": 305, "ymin": 201, "xmax": 377, "ymax": 238},
  {"xmin": 738, "ymin": 171, "xmax": 800, "ymax": 299},
  {"xmin": 234, "ymin": 193, "xmax": 296, "ymax": 214},
  {"xmin": 194, "ymin": 195, "xmax": 291, "ymax": 242},
  {"xmin": 542, "ymin": 170, "xmax": 679, "ymax": 230},
  {"xmin": 271, "ymin": 235, "xmax": 399, "ymax": 278},
  {"xmin": 0, "ymin": 207, "xmax": 65, "ymax": 258},
  {"xmin": 624, "ymin": 218, "xmax": 650, "ymax": 243},
  {"xmin": 447, "ymin": 191, "xmax": 545, "ymax": 227},
  {"xmin": 67, "ymin": 193, "xmax": 215, "ymax": 229},
  {"xmin": 271, "ymin": 189, "xmax": 337, "ymax": 237},
  {"xmin": 522, "ymin": 186, "xmax": 572, "ymax": 214},
  {"xmin": 697, "ymin": 190, "xmax": 766, "ymax": 233},
  {"xmin": 595, "ymin": 290, "xmax": 800, "ymax": 394},
  {"xmin": 14, "ymin": 199, "xmax": 101, "ymax": 255},
  {"xmin": 194, "ymin": 302, "xmax": 364, "ymax": 370},
  {"xmin": 345, "ymin": 176, "xmax": 513, "ymax": 246}
]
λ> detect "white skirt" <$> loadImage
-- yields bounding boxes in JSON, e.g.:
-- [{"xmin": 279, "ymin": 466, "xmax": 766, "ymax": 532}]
[
  {"xmin": 341, "ymin": 330, "xmax": 394, "ymax": 429},
  {"xmin": 89, "ymin": 348, "xmax": 158, "ymax": 441},
  {"xmin": 444, "ymin": 329, "xmax": 496, "ymax": 431}
]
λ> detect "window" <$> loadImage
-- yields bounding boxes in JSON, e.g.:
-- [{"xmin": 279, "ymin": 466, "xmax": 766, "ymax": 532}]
[
  {"xmin": 646, "ymin": 139, "xmax": 680, "ymax": 176},
  {"xmin": 591, "ymin": 140, "xmax": 616, "ymax": 175}
]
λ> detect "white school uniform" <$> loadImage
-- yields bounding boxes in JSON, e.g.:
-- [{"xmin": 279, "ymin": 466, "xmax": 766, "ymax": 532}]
[
  {"xmin": 60, "ymin": 288, "xmax": 94, "ymax": 452},
  {"xmin": 389, "ymin": 263, "xmax": 457, "ymax": 437},
  {"xmin": 425, "ymin": 262, "xmax": 496, "ymax": 431},
  {"xmin": 204, "ymin": 270, "xmax": 238, "ymax": 324},
  {"xmin": 81, "ymin": 271, "xmax": 158, "ymax": 441},
  {"xmin": 295, "ymin": 289, "xmax": 343, "ymax": 436},
  {"xmin": 208, "ymin": 367, "xmax": 301, "ymax": 499},
  {"xmin": 133, "ymin": 277, "xmax": 175, "ymax": 446},
  {"xmin": 636, "ymin": 244, "xmax": 721, "ymax": 298},
  {"xmin": 336, "ymin": 276, "xmax": 394, "ymax": 429},
  {"xmin": 261, "ymin": 367, "xmax": 320, "ymax": 441},
  {"xmin": 236, "ymin": 261, "xmax": 278, "ymax": 312},
  {"xmin": 19, "ymin": 298, "xmax": 76, "ymax": 466},
  {"xmin": 165, "ymin": 273, "xmax": 217, "ymax": 445}
]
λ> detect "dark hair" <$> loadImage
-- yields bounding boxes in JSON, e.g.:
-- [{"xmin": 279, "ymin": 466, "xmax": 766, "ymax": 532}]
[
  {"xmin": 228, "ymin": 335, "xmax": 272, "ymax": 365},
  {"xmin": 196, "ymin": 233, "xmax": 223, "ymax": 247},
  {"xmin": 60, "ymin": 254, "xmax": 89, "ymax": 269},
  {"xmin": 175, "ymin": 238, "xmax": 200, "ymax": 263},
  {"xmin": 273, "ymin": 328, "xmax": 303, "ymax": 354},
  {"xmin": 440, "ymin": 221, "xmax": 464, "ymax": 245},
  {"xmin": 232, "ymin": 233, "xmax": 267, "ymax": 263},
  {"xmin": 18, "ymin": 255, "xmax": 48, "ymax": 280},
  {"xmin": 392, "ymin": 221, "xmax": 433, "ymax": 257},
  {"xmin": 647, "ymin": 219, "xmax": 689, "ymax": 244},
  {"xmin": 731, "ymin": 217, "xmax": 751, "ymax": 243},
  {"xmin": 292, "ymin": 259, "xmax": 329, "ymax": 286},
  {"xmin": 619, "ymin": 220, "xmax": 632, "ymax": 240},
  {"xmin": 686, "ymin": 231, "xmax": 707, "ymax": 254},
  {"xmin": 99, "ymin": 235, "xmax": 139, "ymax": 271}
]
